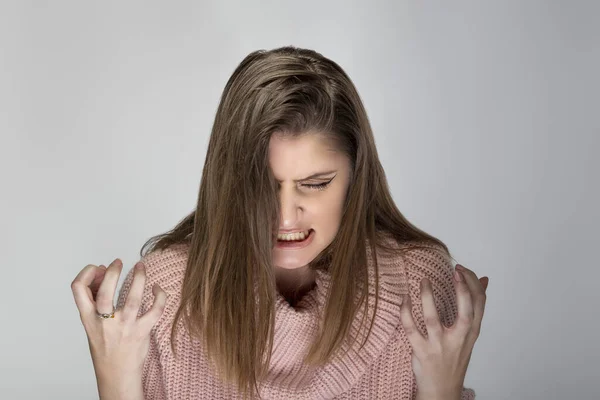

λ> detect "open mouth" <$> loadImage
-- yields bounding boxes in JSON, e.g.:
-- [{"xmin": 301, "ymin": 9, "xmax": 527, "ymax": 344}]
[
  {"xmin": 276, "ymin": 229, "xmax": 314, "ymax": 246},
  {"xmin": 277, "ymin": 230, "xmax": 310, "ymax": 242}
]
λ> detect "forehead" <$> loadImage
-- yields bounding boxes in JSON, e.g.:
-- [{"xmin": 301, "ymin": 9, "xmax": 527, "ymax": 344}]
[
  {"xmin": 268, "ymin": 133, "xmax": 345, "ymax": 178},
  {"xmin": 269, "ymin": 132, "xmax": 337, "ymax": 158}
]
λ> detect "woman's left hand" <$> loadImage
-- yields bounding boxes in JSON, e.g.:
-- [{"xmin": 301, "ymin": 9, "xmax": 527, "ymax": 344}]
[{"xmin": 400, "ymin": 264, "xmax": 488, "ymax": 400}]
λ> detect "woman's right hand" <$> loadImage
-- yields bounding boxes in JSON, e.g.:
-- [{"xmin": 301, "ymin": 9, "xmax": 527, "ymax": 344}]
[{"xmin": 71, "ymin": 258, "xmax": 167, "ymax": 395}]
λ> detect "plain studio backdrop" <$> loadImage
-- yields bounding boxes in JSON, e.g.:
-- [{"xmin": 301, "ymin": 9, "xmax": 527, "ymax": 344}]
[{"xmin": 1, "ymin": 1, "xmax": 598, "ymax": 399}]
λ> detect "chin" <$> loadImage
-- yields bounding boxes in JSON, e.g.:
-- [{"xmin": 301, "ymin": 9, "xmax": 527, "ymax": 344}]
[
  {"xmin": 272, "ymin": 251, "xmax": 318, "ymax": 269},
  {"xmin": 274, "ymin": 263, "xmax": 311, "ymax": 270}
]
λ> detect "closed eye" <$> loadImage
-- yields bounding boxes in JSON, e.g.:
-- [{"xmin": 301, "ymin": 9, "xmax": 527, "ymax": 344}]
[
  {"xmin": 277, "ymin": 175, "xmax": 336, "ymax": 191},
  {"xmin": 302, "ymin": 180, "xmax": 332, "ymax": 191}
]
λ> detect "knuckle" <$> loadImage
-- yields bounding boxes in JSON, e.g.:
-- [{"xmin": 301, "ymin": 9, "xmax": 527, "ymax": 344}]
[
  {"xmin": 426, "ymin": 325, "xmax": 442, "ymax": 336},
  {"xmin": 133, "ymin": 329, "xmax": 148, "ymax": 342},
  {"xmin": 96, "ymin": 298, "xmax": 113, "ymax": 309},
  {"xmin": 124, "ymin": 299, "xmax": 141, "ymax": 313},
  {"xmin": 403, "ymin": 325, "xmax": 415, "ymax": 335},
  {"xmin": 427, "ymin": 341, "xmax": 443, "ymax": 355},
  {"xmin": 458, "ymin": 314, "xmax": 473, "ymax": 326},
  {"xmin": 457, "ymin": 282, "xmax": 470, "ymax": 293}
]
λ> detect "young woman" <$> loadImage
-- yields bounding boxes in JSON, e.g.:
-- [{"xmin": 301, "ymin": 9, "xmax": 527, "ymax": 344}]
[{"xmin": 72, "ymin": 46, "xmax": 488, "ymax": 400}]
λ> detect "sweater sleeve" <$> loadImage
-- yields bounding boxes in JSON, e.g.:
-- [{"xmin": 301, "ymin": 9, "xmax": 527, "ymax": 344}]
[
  {"xmin": 116, "ymin": 261, "xmax": 168, "ymax": 400},
  {"xmin": 402, "ymin": 245, "xmax": 476, "ymax": 400}
]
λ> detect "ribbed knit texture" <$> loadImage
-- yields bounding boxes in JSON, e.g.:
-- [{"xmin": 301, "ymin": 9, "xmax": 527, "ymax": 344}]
[{"xmin": 117, "ymin": 237, "xmax": 476, "ymax": 399}]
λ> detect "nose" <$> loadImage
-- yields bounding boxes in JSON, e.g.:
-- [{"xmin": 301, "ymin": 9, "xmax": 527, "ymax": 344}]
[{"xmin": 279, "ymin": 186, "xmax": 302, "ymax": 228}]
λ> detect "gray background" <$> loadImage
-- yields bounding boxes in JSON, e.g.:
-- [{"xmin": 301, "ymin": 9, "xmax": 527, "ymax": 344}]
[{"xmin": 1, "ymin": 1, "xmax": 598, "ymax": 399}]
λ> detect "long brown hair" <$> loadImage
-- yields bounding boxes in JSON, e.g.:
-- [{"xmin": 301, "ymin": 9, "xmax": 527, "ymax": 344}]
[{"xmin": 140, "ymin": 46, "xmax": 452, "ymax": 399}]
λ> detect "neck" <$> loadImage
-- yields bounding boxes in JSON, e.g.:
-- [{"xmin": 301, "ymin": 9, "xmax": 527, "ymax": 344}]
[{"xmin": 274, "ymin": 265, "xmax": 317, "ymax": 304}]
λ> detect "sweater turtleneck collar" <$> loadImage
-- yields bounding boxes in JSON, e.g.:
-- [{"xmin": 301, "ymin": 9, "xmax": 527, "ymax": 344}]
[{"xmin": 259, "ymin": 239, "xmax": 407, "ymax": 398}]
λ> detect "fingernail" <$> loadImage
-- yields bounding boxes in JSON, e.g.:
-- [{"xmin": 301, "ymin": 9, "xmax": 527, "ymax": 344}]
[
  {"xmin": 454, "ymin": 269, "xmax": 463, "ymax": 282},
  {"xmin": 135, "ymin": 262, "xmax": 145, "ymax": 270},
  {"xmin": 456, "ymin": 264, "xmax": 464, "ymax": 270}
]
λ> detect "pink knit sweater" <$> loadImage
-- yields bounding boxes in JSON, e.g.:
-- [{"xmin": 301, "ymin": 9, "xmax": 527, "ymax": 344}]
[{"xmin": 116, "ymin": 238, "xmax": 476, "ymax": 399}]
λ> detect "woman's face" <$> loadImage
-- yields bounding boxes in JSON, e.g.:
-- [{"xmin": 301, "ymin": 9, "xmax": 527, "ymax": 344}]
[{"xmin": 269, "ymin": 132, "xmax": 352, "ymax": 270}]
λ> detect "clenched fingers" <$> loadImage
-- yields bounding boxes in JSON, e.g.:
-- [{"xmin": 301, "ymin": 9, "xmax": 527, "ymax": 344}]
[
  {"xmin": 454, "ymin": 265, "xmax": 487, "ymax": 339},
  {"xmin": 137, "ymin": 283, "xmax": 168, "ymax": 333},
  {"xmin": 399, "ymin": 293, "xmax": 427, "ymax": 350},
  {"xmin": 89, "ymin": 265, "xmax": 107, "ymax": 299},
  {"xmin": 420, "ymin": 278, "xmax": 443, "ymax": 341},
  {"xmin": 71, "ymin": 264, "xmax": 105, "ymax": 316},
  {"xmin": 120, "ymin": 262, "xmax": 147, "ymax": 321},
  {"xmin": 95, "ymin": 258, "xmax": 123, "ymax": 315}
]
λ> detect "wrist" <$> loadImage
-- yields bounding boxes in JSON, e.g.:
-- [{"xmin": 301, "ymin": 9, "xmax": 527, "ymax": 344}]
[
  {"xmin": 416, "ymin": 396, "xmax": 460, "ymax": 400},
  {"xmin": 416, "ymin": 389, "xmax": 461, "ymax": 400},
  {"xmin": 95, "ymin": 369, "xmax": 144, "ymax": 400}
]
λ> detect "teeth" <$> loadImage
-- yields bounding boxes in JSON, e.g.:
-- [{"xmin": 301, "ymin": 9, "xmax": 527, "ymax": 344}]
[{"xmin": 277, "ymin": 230, "xmax": 310, "ymax": 241}]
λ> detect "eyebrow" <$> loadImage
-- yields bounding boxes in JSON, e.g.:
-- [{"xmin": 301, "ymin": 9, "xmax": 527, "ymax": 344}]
[{"xmin": 277, "ymin": 170, "xmax": 337, "ymax": 183}]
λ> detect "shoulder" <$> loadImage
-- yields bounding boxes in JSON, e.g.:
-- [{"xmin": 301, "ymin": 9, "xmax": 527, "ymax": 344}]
[
  {"xmin": 400, "ymin": 242, "xmax": 456, "ymax": 283},
  {"xmin": 396, "ymin": 240, "xmax": 459, "ymax": 328},
  {"xmin": 372, "ymin": 233, "xmax": 456, "ymax": 282},
  {"xmin": 117, "ymin": 243, "xmax": 189, "ymax": 314},
  {"xmin": 371, "ymin": 234, "xmax": 459, "ymax": 323},
  {"xmin": 365, "ymin": 234, "xmax": 455, "ymax": 299},
  {"xmin": 139, "ymin": 243, "xmax": 189, "ymax": 295},
  {"xmin": 376, "ymin": 233, "xmax": 455, "ymax": 281}
]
